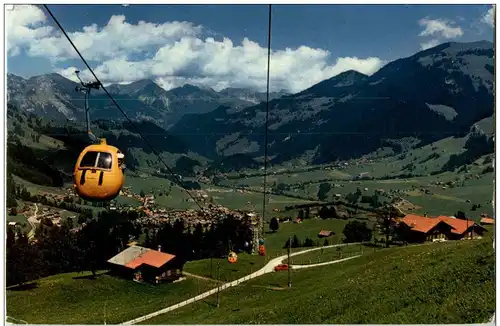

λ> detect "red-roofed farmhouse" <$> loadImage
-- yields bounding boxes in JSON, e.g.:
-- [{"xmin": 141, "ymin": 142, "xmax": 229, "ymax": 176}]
[
  {"xmin": 107, "ymin": 245, "xmax": 184, "ymax": 284},
  {"xmin": 397, "ymin": 214, "xmax": 487, "ymax": 243}
]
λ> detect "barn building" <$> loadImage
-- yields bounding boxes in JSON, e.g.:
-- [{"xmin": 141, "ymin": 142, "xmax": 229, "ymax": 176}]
[{"xmin": 107, "ymin": 245, "xmax": 184, "ymax": 284}]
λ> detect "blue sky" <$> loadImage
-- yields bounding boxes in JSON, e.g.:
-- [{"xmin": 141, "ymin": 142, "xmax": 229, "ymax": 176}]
[{"xmin": 6, "ymin": 4, "xmax": 494, "ymax": 92}]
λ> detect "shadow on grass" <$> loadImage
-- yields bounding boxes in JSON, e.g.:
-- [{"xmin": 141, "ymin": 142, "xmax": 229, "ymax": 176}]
[
  {"xmin": 72, "ymin": 270, "xmax": 109, "ymax": 280},
  {"xmin": 361, "ymin": 243, "xmax": 384, "ymax": 249},
  {"xmin": 7, "ymin": 282, "xmax": 38, "ymax": 291},
  {"xmin": 201, "ymin": 299, "xmax": 218, "ymax": 308}
]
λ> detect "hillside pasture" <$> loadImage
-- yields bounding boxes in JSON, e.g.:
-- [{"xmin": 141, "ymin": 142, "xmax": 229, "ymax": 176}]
[
  {"xmin": 143, "ymin": 238, "xmax": 495, "ymax": 324},
  {"xmin": 6, "ymin": 271, "xmax": 216, "ymax": 324}
]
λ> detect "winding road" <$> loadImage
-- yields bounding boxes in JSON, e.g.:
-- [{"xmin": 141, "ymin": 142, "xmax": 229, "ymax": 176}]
[
  {"xmin": 27, "ymin": 203, "xmax": 39, "ymax": 240},
  {"xmin": 120, "ymin": 242, "xmax": 362, "ymax": 325}
]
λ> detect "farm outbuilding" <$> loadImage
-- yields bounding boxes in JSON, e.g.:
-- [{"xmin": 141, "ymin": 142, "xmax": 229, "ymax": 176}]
[
  {"xmin": 317, "ymin": 230, "xmax": 334, "ymax": 238},
  {"xmin": 107, "ymin": 245, "xmax": 184, "ymax": 284},
  {"xmin": 480, "ymin": 217, "xmax": 495, "ymax": 225}
]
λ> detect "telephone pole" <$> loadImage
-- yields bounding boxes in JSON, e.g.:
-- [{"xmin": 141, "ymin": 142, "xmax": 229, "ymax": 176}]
[
  {"xmin": 287, "ymin": 236, "xmax": 292, "ymax": 288},
  {"xmin": 216, "ymin": 262, "xmax": 221, "ymax": 307}
]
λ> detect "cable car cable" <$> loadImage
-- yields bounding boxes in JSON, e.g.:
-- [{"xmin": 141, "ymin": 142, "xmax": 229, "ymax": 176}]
[
  {"xmin": 43, "ymin": 4, "xmax": 204, "ymax": 210},
  {"xmin": 261, "ymin": 4, "xmax": 273, "ymax": 237}
]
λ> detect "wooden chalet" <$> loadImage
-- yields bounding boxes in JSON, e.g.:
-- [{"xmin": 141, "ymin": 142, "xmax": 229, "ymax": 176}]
[
  {"xmin": 397, "ymin": 214, "xmax": 454, "ymax": 242},
  {"xmin": 397, "ymin": 214, "xmax": 487, "ymax": 243},
  {"xmin": 107, "ymin": 245, "xmax": 184, "ymax": 284}
]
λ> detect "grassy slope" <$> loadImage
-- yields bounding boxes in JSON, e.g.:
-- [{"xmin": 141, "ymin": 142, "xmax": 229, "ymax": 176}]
[
  {"xmin": 144, "ymin": 239, "xmax": 495, "ymax": 324},
  {"xmin": 6, "ymin": 271, "xmax": 216, "ymax": 324},
  {"xmin": 284, "ymin": 243, "xmax": 365, "ymax": 264}
]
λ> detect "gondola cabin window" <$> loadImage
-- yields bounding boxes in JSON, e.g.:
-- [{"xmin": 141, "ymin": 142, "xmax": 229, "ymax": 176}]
[{"xmin": 79, "ymin": 151, "xmax": 113, "ymax": 170}]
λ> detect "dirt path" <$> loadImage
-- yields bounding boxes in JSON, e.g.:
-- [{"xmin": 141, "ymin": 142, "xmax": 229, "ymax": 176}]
[
  {"xmin": 6, "ymin": 316, "xmax": 28, "ymax": 324},
  {"xmin": 181, "ymin": 271, "xmax": 222, "ymax": 284},
  {"xmin": 290, "ymin": 255, "xmax": 361, "ymax": 270}
]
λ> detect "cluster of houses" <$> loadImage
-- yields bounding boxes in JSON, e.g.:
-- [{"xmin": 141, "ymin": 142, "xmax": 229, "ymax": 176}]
[
  {"xmin": 8, "ymin": 204, "xmax": 68, "ymax": 229},
  {"xmin": 136, "ymin": 204, "xmax": 259, "ymax": 229},
  {"xmin": 39, "ymin": 189, "xmax": 76, "ymax": 202}
]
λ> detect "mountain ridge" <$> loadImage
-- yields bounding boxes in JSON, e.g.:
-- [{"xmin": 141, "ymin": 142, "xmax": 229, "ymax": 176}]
[
  {"xmin": 6, "ymin": 40, "xmax": 494, "ymax": 168},
  {"xmin": 6, "ymin": 73, "xmax": 287, "ymax": 129},
  {"xmin": 169, "ymin": 40, "xmax": 494, "ymax": 165}
]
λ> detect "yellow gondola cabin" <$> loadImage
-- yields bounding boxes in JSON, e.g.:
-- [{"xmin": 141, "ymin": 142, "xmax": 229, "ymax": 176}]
[{"xmin": 73, "ymin": 138, "xmax": 125, "ymax": 201}]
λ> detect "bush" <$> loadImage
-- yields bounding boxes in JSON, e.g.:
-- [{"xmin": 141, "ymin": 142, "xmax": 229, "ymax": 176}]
[{"xmin": 343, "ymin": 221, "xmax": 373, "ymax": 243}]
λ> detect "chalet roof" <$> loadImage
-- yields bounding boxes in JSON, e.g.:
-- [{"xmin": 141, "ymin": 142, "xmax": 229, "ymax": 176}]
[
  {"xmin": 107, "ymin": 245, "xmax": 176, "ymax": 269},
  {"xmin": 108, "ymin": 245, "xmax": 149, "ymax": 266},
  {"xmin": 436, "ymin": 216, "xmax": 484, "ymax": 235},
  {"xmin": 400, "ymin": 214, "xmax": 486, "ymax": 235},
  {"xmin": 399, "ymin": 215, "xmax": 443, "ymax": 233},
  {"xmin": 125, "ymin": 250, "xmax": 176, "ymax": 269}
]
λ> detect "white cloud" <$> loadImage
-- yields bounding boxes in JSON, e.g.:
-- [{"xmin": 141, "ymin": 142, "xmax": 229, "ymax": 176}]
[
  {"xmin": 58, "ymin": 39, "xmax": 384, "ymax": 93},
  {"xmin": 418, "ymin": 18, "xmax": 463, "ymax": 39},
  {"xmin": 420, "ymin": 39, "xmax": 440, "ymax": 51},
  {"xmin": 481, "ymin": 6, "xmax": 494, "ymax": 28},
  {"xmin": 6, "ymin": 5, "xmax": 54, "ymax": 56},
  {"xmin": 28, "ymin": 15, "xmax": 203, "ymax": 62},
  {"xmin": 7, "ymin": 5, "xmax": 385, "ymax": 93},
  {"xmin": 417, "ymin": 17, "xmax": 463, "ymax": 52}
]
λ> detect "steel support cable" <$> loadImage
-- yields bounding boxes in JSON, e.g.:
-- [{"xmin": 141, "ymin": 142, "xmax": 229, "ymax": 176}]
[{"xmin": 43, "ymin": 5, "xmax": 204, "ymax": 210}]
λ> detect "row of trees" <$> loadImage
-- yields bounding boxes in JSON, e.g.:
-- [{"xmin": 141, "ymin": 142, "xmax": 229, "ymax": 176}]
[
  {"xmin": 144, "ymin": 214, "xmax": 253, "ymax": 262},
  {"xmin": 6, "ymin": 209, "xmax": 142, "ymax": 286},
  {"xmin": 282, "ymin": 234, "xmax": 329, "ymax": 249},
  {"xmin": 7, "ymin": 207, "xmax": 254, "ymax": 287}
]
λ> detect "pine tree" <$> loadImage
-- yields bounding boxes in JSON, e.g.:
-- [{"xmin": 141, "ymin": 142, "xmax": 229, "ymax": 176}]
[{"xmin": 269, "ymin": 217, "xmax": 279, "ymax": 232}]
